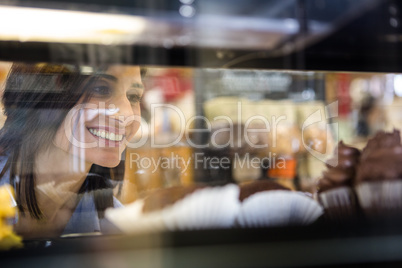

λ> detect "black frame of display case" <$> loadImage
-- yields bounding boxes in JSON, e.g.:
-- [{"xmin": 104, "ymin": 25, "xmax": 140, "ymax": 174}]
[
  {"xmin": 3, "ymin": 218, "xmax": 402, "ymax": 268},
  {"xmin": 0, "ymin": 0, "xmax": 401, "ymax": 72}
]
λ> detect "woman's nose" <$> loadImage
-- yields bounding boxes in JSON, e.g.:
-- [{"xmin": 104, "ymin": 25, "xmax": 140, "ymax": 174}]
[{"xmin": 111, "ymin": 96, "xmax": 137, "ymax": 124}]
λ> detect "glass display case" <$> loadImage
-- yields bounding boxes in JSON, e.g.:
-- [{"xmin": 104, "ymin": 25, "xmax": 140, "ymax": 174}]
[{"xmin": 2, "ymin": 0, "xmax": 402, "ymax": 267}]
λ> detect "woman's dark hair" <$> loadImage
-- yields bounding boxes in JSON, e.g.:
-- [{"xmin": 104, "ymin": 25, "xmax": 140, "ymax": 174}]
[{"xmin": 0, "ymin": 63, "xmax": 140, "ymax": 219}]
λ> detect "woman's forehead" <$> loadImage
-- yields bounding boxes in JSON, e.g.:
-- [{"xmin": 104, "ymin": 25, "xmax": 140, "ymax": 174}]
[
  {"xmin": 105, "ymin": 66, "xmax": 141, "ymax": 80},
  {"xmin": 103, "ymin": 66, "xmax": 144, "ymax": 93}
]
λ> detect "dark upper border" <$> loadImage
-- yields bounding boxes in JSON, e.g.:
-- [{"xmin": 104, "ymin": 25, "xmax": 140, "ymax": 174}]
[{"xmin": 0, "ymin": 0, "xmax": 400, "ymax": 72}]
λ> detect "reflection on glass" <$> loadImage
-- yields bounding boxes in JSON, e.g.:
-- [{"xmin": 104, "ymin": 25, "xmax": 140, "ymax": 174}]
[{"xmin": 0, "ymin": 63, "xmax": 401, "ymax": 240}]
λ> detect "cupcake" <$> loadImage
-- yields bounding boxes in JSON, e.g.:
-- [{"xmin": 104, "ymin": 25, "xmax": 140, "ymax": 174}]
[
  {"xmin": 236, "ymin": 180, "xmax": 323, "ymax": 227},
  {"xmin": 355, "ymin": 130, "xmax": 402, "ymax": 217},
  {"xmin": 105, "ymin": 184, "xmax": 241, "ymax": 234},
  {"xmin": 317, "ymin": 141, "xmax": 361, "ymax": 221}
]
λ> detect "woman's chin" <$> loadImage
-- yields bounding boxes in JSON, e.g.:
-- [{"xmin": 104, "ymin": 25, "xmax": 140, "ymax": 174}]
[
  {"xmin": 87, "ymin": 152, "xmax": 121, "ymax": 168},
  {"xmin": 95, "ymin": 158, "xmax": 120, "ymax": 168}
]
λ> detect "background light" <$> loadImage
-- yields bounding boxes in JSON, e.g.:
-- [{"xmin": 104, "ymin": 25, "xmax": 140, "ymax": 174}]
[
  {"xmin": 394, "ymin": 75, "xmax": 402, "ymax": 97},
  {"xmin": 0, "ymin": 6, "xmax": 146, "ymax": 44}
]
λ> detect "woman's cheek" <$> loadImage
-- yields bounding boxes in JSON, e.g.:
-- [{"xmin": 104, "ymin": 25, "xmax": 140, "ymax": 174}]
[
  {"xmin": 128, "ymin": 106, "xmax": 141, "ymax": 140},
  {"xmin": 53, "ymin": 126, "xmax": 69, "ymax": 152}
]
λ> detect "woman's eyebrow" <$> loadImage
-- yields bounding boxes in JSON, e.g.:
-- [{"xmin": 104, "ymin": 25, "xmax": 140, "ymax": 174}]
[{"xmin": 98, "ymin": 74, "xmax": 118, "ymax": 82}]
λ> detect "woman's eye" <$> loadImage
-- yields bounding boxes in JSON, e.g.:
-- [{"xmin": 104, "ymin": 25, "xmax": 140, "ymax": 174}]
[
  {"xmin": 127, "ymin": 94, "xmax": 142, "ymax": 104},
  {"xmin": 92, "ymin": 86, "xmax": 111, "ymax": 96}
]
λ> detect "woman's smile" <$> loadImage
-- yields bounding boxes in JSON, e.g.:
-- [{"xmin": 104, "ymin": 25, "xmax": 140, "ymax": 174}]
[
  {"xmin": 87, "ymin": 124, "xmax": 127, "ymax": 148},
  {"xmin": 86, "ymin": 115, "xmax": 130, "ymax": 147},
  {"xmin": 88, "ymin": 128, "xmax": 124, "ymax": 142}
]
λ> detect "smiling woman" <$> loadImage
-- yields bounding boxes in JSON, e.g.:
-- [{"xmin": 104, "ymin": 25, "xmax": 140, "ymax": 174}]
[{"xmin": 0, "ymin": 63, "xmax": 145, "ymax": 238}]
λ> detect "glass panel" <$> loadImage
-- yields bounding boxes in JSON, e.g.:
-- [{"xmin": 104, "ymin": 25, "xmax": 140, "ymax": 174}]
[{"xmin": 0, "ymin": 62, "xmax": 399, "ymax": 240}]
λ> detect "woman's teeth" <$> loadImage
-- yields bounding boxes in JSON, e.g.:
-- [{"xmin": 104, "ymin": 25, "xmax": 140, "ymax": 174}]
[{"xmin": 88, "ymin": 128, "xmax": 123, "ymax": 141}]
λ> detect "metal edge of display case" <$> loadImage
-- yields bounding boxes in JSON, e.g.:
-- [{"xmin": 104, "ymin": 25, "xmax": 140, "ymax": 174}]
[{"xmin": 1, "ymin": 0, "xmax": 400, "ymax": 72}]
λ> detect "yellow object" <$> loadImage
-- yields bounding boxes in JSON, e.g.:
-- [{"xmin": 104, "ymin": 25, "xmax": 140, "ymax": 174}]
[
  {"xmin": 0, "ymin": 184, "xmax": 23, "ymax": 250},
  {"xmin": 0, "ymin": 185, "xmax": 16, "ymax": 218}
]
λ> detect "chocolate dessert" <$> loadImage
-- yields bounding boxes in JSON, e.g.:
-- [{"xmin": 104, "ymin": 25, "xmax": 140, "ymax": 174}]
[
  {"xmin": 317, "ymin": 141, "xmax": 361, "ymax": 222},
  {"xmin": 354, "ymin": 130, "xmax": 402, "ymax": 216},
  {"xmin": 106, "ymin": 184, "xmax": 241, "ymax": 233},
  {"xmin": 239, "ymin": 180, "xmax": 290, "ymax": 202},
  {"xmin": 356, "ymin": 130, "xmax": 402, "ymax": 183},
  {"xmin": 142, "ymin": 185, "xmax": 204, "ymax": 213},
  {"xmin": 236, "ymin": 180, "xmax": 323, "ymax": 227},
  {"xmin": 318, "ymin": 141, "xmax": 360, "ymax": 192}
]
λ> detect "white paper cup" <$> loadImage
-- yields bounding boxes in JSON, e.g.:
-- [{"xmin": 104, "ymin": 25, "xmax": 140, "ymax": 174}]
[
  {"xmin": 356, "ymin": 181, "xmax": 402, "ymax": 216},
  {"xmin": 106, "ymin": 184, "xmax": 241, "ymax": 233},
  {"xmin": 318, "ymin": 186, "xmax": 358, "ymax": 220},
  {"xmin": 162, "ymin": 184, "xmax": 241, "ymax": 230},
  {"xmin": 236, "ymin": 190, "xmax": 323, "ymax": 227}
]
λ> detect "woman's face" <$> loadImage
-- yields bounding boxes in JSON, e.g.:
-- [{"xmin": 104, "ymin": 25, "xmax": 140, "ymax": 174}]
[{"xmin": 54, "ymin": 65, "xmax": 144, "ymax": 168}]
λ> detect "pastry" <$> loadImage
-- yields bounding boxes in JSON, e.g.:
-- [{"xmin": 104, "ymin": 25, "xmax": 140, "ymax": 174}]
[
  {"xmin": 236, "ymin": 180, "xmax": 323, "ymax": 227},
  {"xmin": 317, "ymin": 141, "xmax": 361, "ymax": 221},
  {"xmin": 239, "ymin": 180, "xmax": 290, "ymax": 202},
  {"xmin": 355, "ymin": 130, "xmax": 402, "ymax": 216},
  {"xmin": 105, "ymin": 184, "xmax": 241, "ymax": 233}
]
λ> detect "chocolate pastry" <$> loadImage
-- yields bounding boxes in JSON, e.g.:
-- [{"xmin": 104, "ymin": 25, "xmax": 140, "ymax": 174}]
[
  {"xmin": 318, "ymin": 141, "xmax": 360, "ymax": 192},
  {"xmin": 239, "ymin": 180, "xmax": 290, "ymax": 202},
  {"xmin": 356, "ymin": 130, "xmax": 402, "ymax": 183}
]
